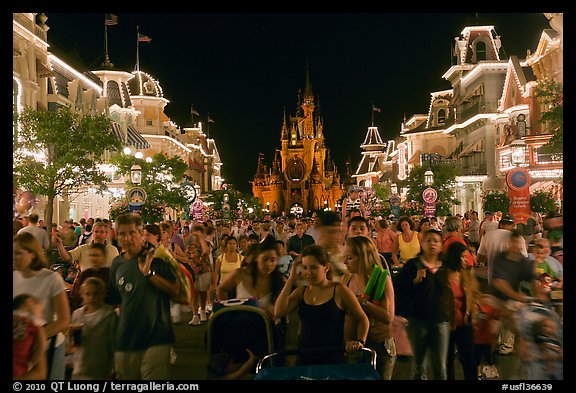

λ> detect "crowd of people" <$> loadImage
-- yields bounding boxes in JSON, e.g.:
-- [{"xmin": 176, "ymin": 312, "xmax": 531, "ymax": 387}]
[{"xmin": 13, "ymin": 188, "xmax": 563, "ymax": 381}]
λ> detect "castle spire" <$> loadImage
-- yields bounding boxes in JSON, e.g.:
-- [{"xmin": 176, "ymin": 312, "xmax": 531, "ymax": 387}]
[
  {"xmin": 281, "ymin": 107, "xmax": 288, "ymax": 140},
  {"xmin": 304, "ymin": 61, "xmax": 313, "ymax": 99}
]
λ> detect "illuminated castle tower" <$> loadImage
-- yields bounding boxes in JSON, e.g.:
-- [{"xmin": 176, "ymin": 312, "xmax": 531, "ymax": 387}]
[{"xmin": 252, "ymin": 69, "xmax": 342, "ymax": 215}]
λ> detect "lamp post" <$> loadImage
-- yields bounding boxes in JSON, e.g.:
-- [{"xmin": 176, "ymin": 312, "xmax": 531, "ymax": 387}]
[
  {"xmin": 510, "ymin": 139, "xmax": 527, "ymax": 166},
  {"xmin": 127, "ymin": 164, "xmax": 146, "ymax": 213},
  {"xmin": 422, "ymin": 169, "xmax": 437, "ymax": 218},
  {"xmin": 130, "ymin": 164, "xmax": 142, "ymax": 186},
  {"xmin": 424, "ymin": 169, "xmax": 434, "ymax": 187}
]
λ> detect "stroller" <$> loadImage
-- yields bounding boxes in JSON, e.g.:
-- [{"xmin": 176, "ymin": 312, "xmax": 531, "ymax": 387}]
[
  {"xmin": 206, "ymin": 301, "xmax": 277, "ymax": 369},
  {"xmin": 515, "ymin": 299, "xmax": 563, "ymax": 380},
  {"xmin": 254, "ymin": 347, "xmax": 380, "ymax": 380}
]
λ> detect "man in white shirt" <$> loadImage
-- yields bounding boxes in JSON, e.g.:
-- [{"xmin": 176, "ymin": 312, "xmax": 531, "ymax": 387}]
[
  {"xmin": 478, "ymin": 213, "xmax": 527, "ymax": 285},
  {"xmin": 53, "ymin": 221, "xmax": 119, "ymax": 271}
]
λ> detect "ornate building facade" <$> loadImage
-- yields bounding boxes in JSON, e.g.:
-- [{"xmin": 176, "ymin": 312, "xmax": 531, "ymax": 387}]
[{"xmin": 252, "ymin": 72, "xmax": 342, "ymax": 215}]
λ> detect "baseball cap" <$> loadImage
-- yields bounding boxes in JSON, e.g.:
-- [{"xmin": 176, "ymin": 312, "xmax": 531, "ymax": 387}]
[
  {"xmin": 348, "ymin": 185, "xmax": 362, "ymax": 193},
  {"xmin": 500, "ymin": 213, "xmax": 515, "ymax": 223}
]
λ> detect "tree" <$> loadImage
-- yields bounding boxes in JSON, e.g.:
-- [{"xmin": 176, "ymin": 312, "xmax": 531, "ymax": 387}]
[
  {"xmin": 482, "ymin": 190, "xmax": 510, "ymax": 214},
  {"xmin": 109, "ymin": 152, "xmax": 189, "ymax": 210},
  {"xmin": 530, "ymin": 190, "xmax": 557, "ymax": 214},
  {"xmin": 535, "ymin": 79, "xmax": 563, "ymax": 154},
  {"xmin": 14, "ymin": 106, "xmax": 122, "ymax": 231},
  {"xmin": 398, "ymin": 162, "xmax": 459, "ymax": 217}
]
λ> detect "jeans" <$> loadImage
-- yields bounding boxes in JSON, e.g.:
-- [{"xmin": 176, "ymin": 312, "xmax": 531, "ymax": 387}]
[
  {"xmin": 49, "ymin": 341, "xmax": 66, "ymax": 380},
  {"xmin": 407, "ymin": 317, "xmax": 450, "ymax": 380}
]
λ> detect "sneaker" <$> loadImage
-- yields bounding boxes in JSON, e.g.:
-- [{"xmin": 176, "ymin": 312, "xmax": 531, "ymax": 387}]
[
  {"xmin": 482, "ymin": 365, "xmax": 500, "ymax": 379},
  {"xmin": 205, "ymin": 303, "xmax": 213, "ymax": 313},
  {"xmin": 199, "ymin": 309, "xmax": 207, "ymax": 322},
  {"xmin": 189, "ymin": 314, "xmax": 201, "ymax": 326}
]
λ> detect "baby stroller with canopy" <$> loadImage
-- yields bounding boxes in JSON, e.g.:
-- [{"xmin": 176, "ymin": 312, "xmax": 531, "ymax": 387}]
[
  {"xmin": 254, "ymin": 347, "xmax": 380, "ymax": 380},
  {"xmin": 206, "ymin": 300, "xmax": 277, "ymax": 371}
]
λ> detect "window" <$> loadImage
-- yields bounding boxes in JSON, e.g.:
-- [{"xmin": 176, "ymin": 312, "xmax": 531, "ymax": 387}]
[
  {"xmin": 475, "ymin": 41, "xmax": 487, "ymax": 61},
  {"xmin": 437, "ymin": 108, "xmax": 446, "ymax": 124},
  {"xmin": 146, "ymin": 119, "xmax": 153, "ymax": 126}
]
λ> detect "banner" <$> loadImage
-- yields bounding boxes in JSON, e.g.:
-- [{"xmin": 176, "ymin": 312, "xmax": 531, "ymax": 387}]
[
  {"xmin": 192, "ymin": 198, "xmax": 203, "ymax": 222},
  {"xmin": 422, "ymin": 187, "xmax": 437, "ymax": 218},
  {"xmin": 506, "ymin": 168, "xmax": 531, "ymax": 225}
]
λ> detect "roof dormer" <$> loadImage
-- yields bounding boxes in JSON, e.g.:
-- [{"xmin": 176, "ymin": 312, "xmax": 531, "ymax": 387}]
[{"xmin": 454, "ymin": 26, "xmax": 502, "ymax": 65}]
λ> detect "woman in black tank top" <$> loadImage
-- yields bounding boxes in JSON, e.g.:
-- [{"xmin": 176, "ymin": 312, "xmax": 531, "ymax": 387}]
[{"xmin": 275, "ymin": 245, "xmax": 369, "ymax": 366}]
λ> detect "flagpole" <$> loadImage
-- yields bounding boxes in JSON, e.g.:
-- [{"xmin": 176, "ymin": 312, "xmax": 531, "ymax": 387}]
[
  {"xmin": 136, "ymin": 26, "xmax": 140, "ymax": 73},
  {"xmin": 191, "ymin": 105, "xmax": 195, "ymax": 126},
  {"xmin": 371, "ymin": 102, "xmax": 375, "ymax": 127},
  {"xmin": 207, "ymin": 112, "xmax": 210, "ymax": 138},
  {"xmin": 104, "ymin": 23, "xmax": 110, "ymax": 67}
]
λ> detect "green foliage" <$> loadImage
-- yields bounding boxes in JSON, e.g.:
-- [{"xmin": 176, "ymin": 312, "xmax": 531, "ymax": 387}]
[
  {"xmin": 202, "ymin": 188, "xmax": 262, "ymax": 221},
  {"xmin": 398, "ymin": 162, "xmax": 459, "ymax": 216},
  {"xmin": 482, "ymin": 190, "xmax": 510, "ymax": 214},
  {"xmin": 108, "ymin": 199, "xmax": 165, "ymax": 224},
  {"xmin": 13, "ymin": 106, "xmax": 122, "ymax": 227},
  {"xmin": 530, "ymin": 190, "xmax": 557, "ymax": 214},
  {"xmin": 535, "ymin": 79, "xmax": 563, "ymax": 154},
  {"xmin": 109, "ymin": 152, "xmax": 188, "ymax": 210}
]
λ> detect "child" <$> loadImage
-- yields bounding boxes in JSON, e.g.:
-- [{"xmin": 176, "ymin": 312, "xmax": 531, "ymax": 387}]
[
  {"xmin": 70, "ymin": 243, "xmax": 110, "ymax": 311},
  {"xmin": 275, "ymin": 240, "xmax": 293, "ymax": 278},
  {"xmin": 473, "ymin": 294, "xmax": 501, "ymax": 380},
  {"xmin": 207, "ymin": 348, "xmax": 258, "ymax": 380},
  {"xmin": 533, "ymin": 244, "xmax": 562, "ymax": 289},
  {"xmin": 531, "ymin": 319, "xmax": 563, "ymax": 380},
  {"xmin": 13, "ymin": 294, "xmax": 47, "ymax": 380},
  {"xmin": 70, "ymin": 277, "xmax": 117, "ymax": 380}
]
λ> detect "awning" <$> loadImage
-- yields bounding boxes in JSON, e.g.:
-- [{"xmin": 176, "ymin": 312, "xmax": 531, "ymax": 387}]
[
  {"xmin": 407, "ymin": 149, "xmax": 421, "ymax": 165},
  {"xmin": 111, "ymin": 122, "xmax": 123, "ymax": 141},
  {"xmin": 530, "ymin": 180, "xmax": 563, "ymax": 200},
  {"xmin": 126, "ymin": 124, "xmax": 150, "ymax": 149},
  {"xmin": 189, "ymin": 158, "xmax": 206, "ymax": 173},
  {"xmin": 459, "ymin": 137, "xmax": 484, "ymax": 158}
]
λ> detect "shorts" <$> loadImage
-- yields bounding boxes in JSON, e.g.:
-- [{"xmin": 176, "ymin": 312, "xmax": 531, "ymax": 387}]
[{"xmin": 194, "ymin": 271, "xmax": 212, "ymax": 292}]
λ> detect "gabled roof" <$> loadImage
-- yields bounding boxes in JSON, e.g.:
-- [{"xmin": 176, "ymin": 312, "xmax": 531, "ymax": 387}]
[
  {"xmin": 498, "ymin": 56, "xmax": 535, "ymax": 111},
  {"xmin": 48, "ymin": 54, "xmax": 103, "ymax": 99}
]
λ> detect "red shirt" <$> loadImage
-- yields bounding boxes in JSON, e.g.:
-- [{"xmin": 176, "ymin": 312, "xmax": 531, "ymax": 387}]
[
  {"xmin": 442, "ymin": 234, "xmax": 474, "ymax": 267},
  {"xmin": 13, "ymin": 314, "xmax": 39, "ymax": 378}
]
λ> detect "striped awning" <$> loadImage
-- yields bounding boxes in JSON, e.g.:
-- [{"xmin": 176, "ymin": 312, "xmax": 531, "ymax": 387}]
[
  {"xmin": 127, "ymin": 124, "xmax": 150, "ymax": 149},
  {"xmin": 110, "ymin": 122, "xmax": 150, "ymax": 149},
  {"xmin": 111, "ymin": 122, "xmax": 124, "ymax": 141}
]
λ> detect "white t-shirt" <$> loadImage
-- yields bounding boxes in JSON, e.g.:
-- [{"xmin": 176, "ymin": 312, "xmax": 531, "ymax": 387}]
[
  {"xmin": 70, "ymin": 243, "xmax": 119, "ymax": 272},
  {"xmin": 13, "ymin": 269, "xmax": 67, "ymax": 346}
]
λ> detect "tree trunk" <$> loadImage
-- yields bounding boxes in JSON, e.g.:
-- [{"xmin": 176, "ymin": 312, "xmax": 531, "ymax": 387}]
[{"xmin": 46, "ymin": 195, "xmax": 54, "ymax": 246}]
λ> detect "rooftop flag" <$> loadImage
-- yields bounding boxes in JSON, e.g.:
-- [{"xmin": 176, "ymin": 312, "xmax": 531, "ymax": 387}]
[
  {"xmin": 208, "ymin": 116, "xmax": 215, "ymax": 124},
  {"xmin": 191, "ymin": 107, "xmax": 200, "ymax": 116},
  {"xmin": 372, "ymin": 105, "xmax": 381, "ymax": 113},
  {"xmin": 138, "ymin": 33, "xmax": 152, "ymax": 43},
  {"xmin": 105, "ymin": 13, "xmax": 118, "ymax": 26}
]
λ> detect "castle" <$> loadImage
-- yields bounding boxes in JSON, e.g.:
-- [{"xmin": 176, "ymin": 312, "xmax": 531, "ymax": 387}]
[{"xmin": 252, "ymin": 71, "xmax": 343, "ymax": 216}]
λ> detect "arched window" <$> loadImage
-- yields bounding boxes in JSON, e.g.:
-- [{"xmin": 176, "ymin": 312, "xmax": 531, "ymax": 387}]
[
  {"xmin": 475, "ymin": 41, "xmax": 487, "ymax": 61},
  {"xmin": 437, "ymin": 108, "xmax": 446, "ymax": 124}
]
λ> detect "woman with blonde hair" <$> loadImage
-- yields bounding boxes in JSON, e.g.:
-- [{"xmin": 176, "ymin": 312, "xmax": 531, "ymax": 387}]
[
  {"xmin": 13, "ymin": 232, "xmax": 70, "ymax": 380},
  {"xmin": 342, "ymin": 236, "xmax": 396, "ymax": 379}
]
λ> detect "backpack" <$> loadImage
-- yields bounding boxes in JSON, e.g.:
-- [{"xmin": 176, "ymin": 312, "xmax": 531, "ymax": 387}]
[{"xmin": 153, "ymin": 244, "xmax": 194, "ymax": 305}]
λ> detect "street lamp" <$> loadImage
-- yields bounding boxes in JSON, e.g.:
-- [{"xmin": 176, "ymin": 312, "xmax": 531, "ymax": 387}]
[
  {"xmin": 424, "ymin": 169, "xmax": 434, "ymax": 186},
  {"xmin": 194, "ymin": 182, "xmax": 201, "ymax": 199},
  {"xmin": 510, "ymin": 139, "xmax": 527, "ymax": 166},
  {"xmin": 130, "ymin": 164, "xmax": 142, "ymax": 185},
  {"xmin": 391, "ymin": 182, "xmax": 398, "ymax": 195},
  {"xmin": 266, "ymin": 202, "xmax": 270, "ymax": 212}
]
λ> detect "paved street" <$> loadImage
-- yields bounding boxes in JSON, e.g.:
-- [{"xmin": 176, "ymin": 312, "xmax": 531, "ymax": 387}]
[{"xmin": 169, "ymin": 268, "xmax": 522, "ymax": 381}]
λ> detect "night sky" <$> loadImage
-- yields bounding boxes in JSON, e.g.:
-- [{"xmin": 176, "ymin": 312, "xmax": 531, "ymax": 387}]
[{"xmin": 44, "ymin": 13, "xmax": 552, "ymax": 193}]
